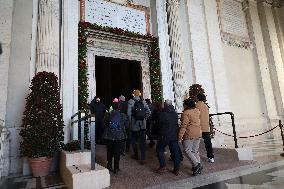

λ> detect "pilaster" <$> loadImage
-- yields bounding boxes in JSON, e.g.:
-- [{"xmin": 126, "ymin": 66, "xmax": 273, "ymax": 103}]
[
  {"xmin": 62, "ymin": 0, "xmax": 79, "ymax": 143},
  {"xmin": 166, "ymin": 0, "xmax": 187, "ymax": 113},
  {"xmin": 258, "ymin": 1, "xmax": 284, "ymax": 117},
  {"xmin": 156, "ymin": 0, "xmax": 174, "ymax": 101},
  {"xmin": 245, "ymin": 0, "xmax": 278, "ymax": 122},
  {"xmin": 203, "ymin": 0, "xmax": 231, "ymax": 113},
  {"xmin": 185, "ymin": 0, "xmax": 217, "ymax": 112}
]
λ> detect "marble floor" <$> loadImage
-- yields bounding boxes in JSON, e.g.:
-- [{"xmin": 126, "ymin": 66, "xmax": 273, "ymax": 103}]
[{"xmin": 147, "ymin": 159, "xmax": 284, "ymax": 189}]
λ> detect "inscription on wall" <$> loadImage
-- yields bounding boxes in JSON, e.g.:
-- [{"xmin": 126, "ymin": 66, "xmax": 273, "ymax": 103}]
[
  {"xmin": 217, "ymin": 0, "xmax": 253, "ymax": 49},
  {"xmin": 85, "ymin": 0, "xmax": 147, "ymax": 34}
]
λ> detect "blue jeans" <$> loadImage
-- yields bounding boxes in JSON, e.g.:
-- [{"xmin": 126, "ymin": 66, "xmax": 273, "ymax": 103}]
[
  {"xmin": 156, "ymin": 140, "xmax": 181, "ymax": 171},
  {"xmin": 131, "ymin": 130, "xmax": 146, "ymax": 160}
]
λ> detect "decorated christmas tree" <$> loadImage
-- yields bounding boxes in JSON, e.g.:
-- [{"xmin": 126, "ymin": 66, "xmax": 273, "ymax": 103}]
[{"xmin": 20, "ymin": 72, "xmax": 64, "ymax": 158}]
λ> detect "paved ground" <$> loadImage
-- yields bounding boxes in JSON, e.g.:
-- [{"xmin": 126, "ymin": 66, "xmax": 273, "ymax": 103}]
[
  {"xmin": 0, "ymin": 142, "xmax": 283, "ymax": 189},
  {"xmin": 95, "ymin": 143, "xmax": 255, "ymax": 189}
]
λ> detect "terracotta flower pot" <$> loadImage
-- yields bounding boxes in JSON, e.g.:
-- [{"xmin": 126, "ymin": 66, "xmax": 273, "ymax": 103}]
[{"xmin": 29, "ymin": 157, "xmax": 53, "ymax": 177}]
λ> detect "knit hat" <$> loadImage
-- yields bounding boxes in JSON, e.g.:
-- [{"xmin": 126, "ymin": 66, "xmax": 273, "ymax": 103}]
[
  {"xmin": 113, "ymin": 98, "xmax": 119, "ymax": 103},
  {"xmin": 119, "ymin": 95, "xmax": 125, "ymax": 102},
  {"xmin": 133, "ymin": 90, "xmax": 141, "ymax": 97}
]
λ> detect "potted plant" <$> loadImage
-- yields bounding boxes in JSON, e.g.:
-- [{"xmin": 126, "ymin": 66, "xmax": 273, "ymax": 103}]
[{"xmin": 20, "ymin": 72, "xmax": 64, "ymax": 177}]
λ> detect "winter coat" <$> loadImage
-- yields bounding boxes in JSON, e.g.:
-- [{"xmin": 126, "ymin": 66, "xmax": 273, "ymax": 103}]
[
  {"xmin": 103, "ymin": 110, "xmax": 128, "ymax": 141},
  {"xmin": 90, "ymin": 100, "xmax": 106, "ymax": 123},
  {"xmin": 118, "ymin": 101, "xmax": 128, "ymax": 114},
  {"xmin": 196, "ymin": 101, "xmax": 210, "ymax": 132},
  {"xmin": 127, "ymin": 96, "xmax": 151, "ymax": 132},
  {"xmin": 178, "ymin": 108, "xmax": 201, "ymax": 140},
  {"xmin": 157, "ymin": 105, "xmax": 179, "ymax": 141}
]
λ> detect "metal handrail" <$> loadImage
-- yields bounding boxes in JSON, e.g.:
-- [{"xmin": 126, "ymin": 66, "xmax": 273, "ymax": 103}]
[
  {"xmin": 70, "ymin": 111, "xmax": 96, "ymax": 170},
  {"xmin": 209, "ymin": 112, "xmax": 238, "ymax": 148}
]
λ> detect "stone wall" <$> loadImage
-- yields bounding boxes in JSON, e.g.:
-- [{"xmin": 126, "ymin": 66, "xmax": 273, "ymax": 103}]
[
  {"xmin": 0, "ymin": 0, "xmax": 13, "ymax": 124},
  {"xmin": 222, "ymin": 45, "xmax": 264, "ymax": 120},
  {"xmin": 5, "ymin": 0, "xmax": 33, "ymax": 174}
]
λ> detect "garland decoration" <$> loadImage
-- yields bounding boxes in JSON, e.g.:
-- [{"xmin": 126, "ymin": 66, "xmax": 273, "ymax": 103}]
[{"xmin": 78, "ymin": 22, "xmax": 162, "ymax": 110}]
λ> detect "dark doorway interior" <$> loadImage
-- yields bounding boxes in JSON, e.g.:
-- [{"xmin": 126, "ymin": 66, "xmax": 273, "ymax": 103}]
[{"xmin": 95, "ymin": 56, "xmax": 142, "ymax": 109}]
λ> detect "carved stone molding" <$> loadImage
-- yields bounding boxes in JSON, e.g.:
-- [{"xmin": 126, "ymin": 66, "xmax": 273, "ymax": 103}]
[
  {"xmin": 217, "ymin": 0, "xmax": 254, "ymax": 49},
  {"xmin": 86, "ymin": 30, "xmax": 151, "ymax": 100}
]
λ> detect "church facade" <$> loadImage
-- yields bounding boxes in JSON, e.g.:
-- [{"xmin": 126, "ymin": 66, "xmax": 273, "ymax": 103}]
[{"xmin": 0, "ymin": 0, "xmax": 284, "ymax": 177}]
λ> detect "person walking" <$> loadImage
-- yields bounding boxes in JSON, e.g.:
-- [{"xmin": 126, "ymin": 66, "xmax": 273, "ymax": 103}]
[
  {"xmin": 90, "ymin": 96, "xmax": 106, "ymax": 144},
  {"xmin": 127, "ymin": 89, "xmax": 151, "ymax": 164},
  {"xmin": 179, "ymin": 99, "xmax": 202, "ymax": 176},
  {"xmin": 196, "ymin": 94, "xmax": 214, "ymax": 163},
  {"xmin": 103, "ymin": 99, "xmax": 128, "ymax": 174},
  {"xmin": 145, "ymin": 99, "xmax": 155, "ymax": 147},
  {"xmin": 118, "ymin": 95, "xmax": 130, "ymax": 155},
  {"xmin": 155, "ymin": 100, "xmax": 181, "ymax": 176}
]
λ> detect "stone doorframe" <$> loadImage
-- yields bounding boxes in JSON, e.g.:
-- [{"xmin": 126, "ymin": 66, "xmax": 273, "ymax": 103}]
[{"xmin": 86, "ymin": 29, "xmax": 152, "ymax": 103}]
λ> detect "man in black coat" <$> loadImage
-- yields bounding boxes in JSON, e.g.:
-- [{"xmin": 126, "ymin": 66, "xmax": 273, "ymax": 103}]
[
  {"xmin": 155, "ymin": 100, "xmax": 181, "ymax": 176},
  {"xmin": 90, "ymin": 96, "xmax": 106, "ymax": 144}
]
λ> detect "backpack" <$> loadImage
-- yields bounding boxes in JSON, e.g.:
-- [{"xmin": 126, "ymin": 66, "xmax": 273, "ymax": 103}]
[
  {"xmin": 109, "ymin": 111, "xmax": 121, "ymax": 130},
  {"xmin": 133, "ymin": 99, "xmax": 146, "ymax": 120}
]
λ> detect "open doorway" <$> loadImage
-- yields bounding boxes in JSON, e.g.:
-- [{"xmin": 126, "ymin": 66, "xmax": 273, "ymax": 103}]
[{"xmin": 95, "ymin": 56, "xmax": 142, "ymax": 109}]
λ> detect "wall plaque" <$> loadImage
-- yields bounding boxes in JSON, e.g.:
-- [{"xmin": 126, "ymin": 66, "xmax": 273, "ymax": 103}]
[
  {"xmin": 85, "ymin": 0, "xmax": 147, "ymax": 34},
  {"xmin": 217, "ymin": 0, "xmax": 253, "ymax": 49}
]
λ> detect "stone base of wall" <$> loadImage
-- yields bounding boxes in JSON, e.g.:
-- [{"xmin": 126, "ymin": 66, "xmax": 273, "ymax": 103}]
[{"xmin": 60, "ymin": 151, "xmax": 110, "ymax": 189}]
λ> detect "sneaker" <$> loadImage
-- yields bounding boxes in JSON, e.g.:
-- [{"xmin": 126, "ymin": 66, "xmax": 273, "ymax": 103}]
[
  {"xmin": 156, "ymin": 167, "xmax": 166, "ymax": 174},
  {"xmin": 208, "ymin": 158, "xmax": 214, "ymax": 163},
  {"xmin": 192, "ymin": 163, "xmax": 202, "ymax": 176}
]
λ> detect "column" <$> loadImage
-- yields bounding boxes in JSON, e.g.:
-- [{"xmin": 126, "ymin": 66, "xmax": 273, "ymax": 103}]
[
  {"xmin": 273, "ymin": 7, "xmax": 284, "ymax": 73},
  {"xmin": 36, "ymin": 0, "xmax": 60, "ymax": 76},
  {"xmin": 245, "ymin": 0, "xmax": 278, "ymax": 120},
  {"xmin": 156, "ymin": 0, "xmax": 174, "ymax": 102},
  {"xmin": 166, "ymin": 0, "xmax": 187, "ymax": 113},
  {"xmin": 259, "ymin": 1, "xmax": 284, "ymax": 117}
]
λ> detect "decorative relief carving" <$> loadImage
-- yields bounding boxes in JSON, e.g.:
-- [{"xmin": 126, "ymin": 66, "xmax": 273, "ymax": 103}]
[
  {"xmin": 85, "ymin": 0, "xmax": 147, "ymax": 34},
  {"xmin": 0, "ymin": 120, "xmax": 10, "ymax": 177},
  {"xmin": 217, "ymin": 0, "xmax": 253, "ymax": 49},
  {"xmin": 166, "ymin": 0, "xmax": 187, "ymax": 113},
  {"xmin": 86, "ymin": 34, "xmax": 151, "ymax": 99},
  {"xmin": 36, "ymin": 0, "xmax": 60, "ymax": 75}
]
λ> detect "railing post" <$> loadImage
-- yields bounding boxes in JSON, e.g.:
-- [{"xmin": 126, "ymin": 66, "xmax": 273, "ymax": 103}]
[
  {"xmin": 230, "ymin": 113, "xmax": 238, "ymax": 148},
  {"xmin": 80, "ymin": 112, "xmax": 85, "ymax": 151},
  {"xmin": 90, "ymin": 115, "xmax": 96, "ymax": 170},
  {"xmin": 279, "ymin": 120, "xmax": 284, "ymax": 157},
  {"xmin": 77, "ymin": 112, "xmax": 81, "ymax": 141}
]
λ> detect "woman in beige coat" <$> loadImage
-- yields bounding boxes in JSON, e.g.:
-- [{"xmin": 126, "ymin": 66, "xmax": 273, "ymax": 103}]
[{"xmin": 178, "ymin": 99, "xmax": 202, "ymax": 176}]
